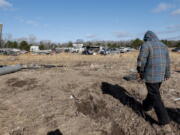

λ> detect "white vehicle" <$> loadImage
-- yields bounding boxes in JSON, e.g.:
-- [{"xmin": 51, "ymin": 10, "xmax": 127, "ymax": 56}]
[
  {"xmin": 119, "ymin": 47, "xmax": 135, "ymax": 53},
  {"xmin": 30, "ymin": 46, "xmax": 39, "ymax": 52}
]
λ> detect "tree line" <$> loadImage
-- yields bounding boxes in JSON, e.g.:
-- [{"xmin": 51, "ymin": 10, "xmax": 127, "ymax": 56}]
[{"xmin": 0, "ymin": 39, "xmax": 180, "ymax": 51}]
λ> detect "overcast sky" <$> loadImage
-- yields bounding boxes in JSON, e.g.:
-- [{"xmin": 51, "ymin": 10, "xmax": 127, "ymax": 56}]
[{"xmin": 0, "ymin": 0, "xmax": 180, "ymax": 42}]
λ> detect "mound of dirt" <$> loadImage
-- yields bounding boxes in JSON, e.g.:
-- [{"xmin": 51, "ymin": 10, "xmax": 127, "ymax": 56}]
[{"xmin": 0, "ymin": 54, "xmax": 179, "ymax": 135}]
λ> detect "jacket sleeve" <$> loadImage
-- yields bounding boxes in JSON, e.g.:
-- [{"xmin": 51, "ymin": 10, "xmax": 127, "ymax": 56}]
[
  {"xmin": 137, "ymin": 43, "xmax": 149, "ymax": 73},
  {"xmin": 165, "ymin": 49, "xmax": 171, "ymax": 78}
]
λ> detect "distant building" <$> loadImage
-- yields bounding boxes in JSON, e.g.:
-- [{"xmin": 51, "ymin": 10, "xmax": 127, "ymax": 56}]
[
  {"xmin": 73, "ymin": 44, "xmax": 83, "ymax": 48},
  {"xmin": 30, "ymin": 46, "xmax": 39, "ymax": 52},
  {"xmin": 72, "ymin": 44, "xmax": 84, "ymax": 53}
]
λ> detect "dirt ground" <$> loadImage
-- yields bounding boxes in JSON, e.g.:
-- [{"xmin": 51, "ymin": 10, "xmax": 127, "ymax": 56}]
[{"xmin": 0, "ymin": 52, "xmax": 179, "ymax": 135}]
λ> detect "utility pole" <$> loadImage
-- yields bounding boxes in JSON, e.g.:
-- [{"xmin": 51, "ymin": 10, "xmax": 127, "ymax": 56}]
[{"xmin": 0, "ymin": 24, "xmax": 3, "ymax": 48}]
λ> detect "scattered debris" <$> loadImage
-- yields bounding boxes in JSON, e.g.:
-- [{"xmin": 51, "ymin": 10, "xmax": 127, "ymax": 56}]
[
  {"xmin": 123, "ymin": 73, "xmax": 138, "ymax": 81},
  {"xmin": 70, "ymin": 95, "xmax": 74, "ymax": 99},
  {"xmin": 32, "ymin": 50, "xmax": 52, "ymax": 55},
  {"xmin": 9, "ymin": 127, "xmax": 25, "ymax": 135},
  {"xmin": 0, "ymin": 64, "xmax": 22, "ymax": 76},
  {"xmin": 174, "ymin": 98, "xmax": 180, "ymax": 102},
  {"xmin": 0, "ymin": 48, "xmax": 27, "ymax": 56},
  {"xmin": 22, "ymin": 64, "xmax": 64, "ymax": 69},
  {"xmin": 172, "ymin": 47, "xmax": 180, "ymax": 52},
  {"xmin": 0, "ymin": 64, "xmax": 65, "ymax": 76},
  {"xmin": 130, "ymin": 68, "xmax": 136, "ymax": 73}
]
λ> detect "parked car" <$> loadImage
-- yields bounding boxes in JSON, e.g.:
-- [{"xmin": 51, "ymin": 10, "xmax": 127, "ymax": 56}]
[
  {"xmin": 109, "ymin": 48, "xmax": 120, "ymax": 54},
  {"xmin": 172, "ymin": 48, "xmax": 180, "ymax": 52},
  {"xmin": 99, "ymin": 49, "xmax": 110, "ymax": 55},
  {"xmin": 82, "ymin": 50, "xmax": 94, "ymax": 55},
  {"xmin": 119, "ymin": 47, "xmax": 135, "ymax": 53}
]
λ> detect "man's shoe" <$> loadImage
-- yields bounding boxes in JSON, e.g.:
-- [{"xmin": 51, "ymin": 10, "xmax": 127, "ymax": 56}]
[
  {"xmin": 143, "ymin": 107, "xmax": 152, "ymax": 112},
  {"xmin": 142, "ymin": 101, "xmax": 153, "ymax": 112},
  {"xmin": 142, "ymin": 105, "xmax": 153, "ymax": 112}
]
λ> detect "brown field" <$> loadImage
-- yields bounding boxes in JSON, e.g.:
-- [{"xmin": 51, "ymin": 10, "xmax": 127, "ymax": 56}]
[{"xmin": 0, "ymin": 52, "xmax": 179, "ymax": 135}]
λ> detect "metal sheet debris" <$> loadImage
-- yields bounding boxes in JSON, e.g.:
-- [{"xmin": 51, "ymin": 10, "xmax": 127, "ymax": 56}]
[
  {"xmin": 123, "ymin": 73, "xmax": 138, "ymax": 81},
  {"xmin": 0, "ymin": 64, "xmax": 64, "ymax": 76},
  {"xmin": 174, "ymin": 98, "xmax": 180, "ymax": 102},
  {"xmin": 0, "ymin": 64, "xmax": 22, "ymax": 76}
]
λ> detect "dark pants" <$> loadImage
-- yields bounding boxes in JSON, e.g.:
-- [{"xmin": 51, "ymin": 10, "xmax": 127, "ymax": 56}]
[{"xmin": 143, "ymin": 83, "xmax": 170, "ymax": 125}]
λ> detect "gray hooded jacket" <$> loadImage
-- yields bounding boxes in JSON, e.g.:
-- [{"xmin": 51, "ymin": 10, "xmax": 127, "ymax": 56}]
[{"xmin": 137, "ymin": 31, "xmax": 170, "ymax": 83}]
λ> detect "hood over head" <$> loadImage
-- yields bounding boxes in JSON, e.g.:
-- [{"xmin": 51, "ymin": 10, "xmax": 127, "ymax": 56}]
[{"xmin": 144, "ymin": 31, "xmax": 159, "ymax": 42}]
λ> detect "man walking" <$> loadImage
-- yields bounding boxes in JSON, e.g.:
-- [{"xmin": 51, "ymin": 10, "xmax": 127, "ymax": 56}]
[{"xmin": 137, "ymin": 31, "xmax": 173, "ymax": 133}]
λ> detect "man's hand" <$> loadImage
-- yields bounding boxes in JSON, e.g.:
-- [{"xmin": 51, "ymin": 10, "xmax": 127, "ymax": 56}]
[
  {"xmin": 140, "ymin": 73, "xmax": 144, "ymax": 80},
  {"xmin": 137, "ymin": 73, "xmax": 144, "ymax": 80},
  {"xmin": 136, "ymin": 66, "xmax": 144, "ymax": 80},
  {"xmin": 136, "ymin": 73, "xmax": 140, "ymax": 78}
]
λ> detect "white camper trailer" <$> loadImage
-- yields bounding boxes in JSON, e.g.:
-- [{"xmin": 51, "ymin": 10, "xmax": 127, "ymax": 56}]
[
  {"xmin": 72, "ymin": 44, "xmax": 84, "ymax": 53},
  {"xmin": 30, "ymin": 46, "xmax": 39, "ymax": 52}
]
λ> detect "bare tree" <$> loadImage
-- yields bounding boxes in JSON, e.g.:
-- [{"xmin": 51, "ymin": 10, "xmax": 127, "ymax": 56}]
[{"xmin": 28, "ymin": 34, "xmax": 37, "ymax": 44}]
